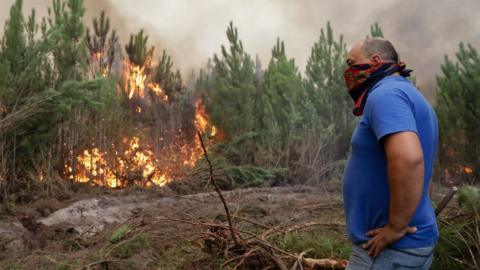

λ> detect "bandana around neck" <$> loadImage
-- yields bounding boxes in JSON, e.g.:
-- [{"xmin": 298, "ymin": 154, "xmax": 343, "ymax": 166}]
[{"xmin": 344, "ymin": 62, "xmax": 412, "ymax": 116}]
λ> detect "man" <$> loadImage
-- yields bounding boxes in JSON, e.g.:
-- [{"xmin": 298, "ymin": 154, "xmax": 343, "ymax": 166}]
[{"xmin": 342, "ymin": 38, "xmax": 438, "ymax": 269}]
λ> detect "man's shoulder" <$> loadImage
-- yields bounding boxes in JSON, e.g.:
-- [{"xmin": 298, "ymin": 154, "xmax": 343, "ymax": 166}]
[{"xmin": 368, "ymin": 76, "xmax": 419, "ymax": 106}]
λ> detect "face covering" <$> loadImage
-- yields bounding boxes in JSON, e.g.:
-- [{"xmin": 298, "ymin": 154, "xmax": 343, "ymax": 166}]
[{"xmin": 344, "ymin": 62, "xmax": 412, "ymax": 116}]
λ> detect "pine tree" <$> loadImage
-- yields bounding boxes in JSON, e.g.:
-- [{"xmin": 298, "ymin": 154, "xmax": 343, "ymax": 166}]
[
  {"xmin": 436, "ymin": 43, "xmax": 480, "ymax": 182},
  {"xmin": 0, "ymin": 0, "xmax": 26, "ymax": 76},
  {"xmin": 125, "ymin": 29, "xmax": 154, "ymax": 67},
  {"xmin": 47, "ymin": 0, "xmax": 88, "ymax": 82},
  {"xmin": 260, "ymin": 39, "xmax": 303, "ymax": 143},
  {"xmin": 304, "ymin": 22, "xmax": 354, "ymax": 148},
  {"xmin": 153, "ymin": 50, "xmax": 184, "ymax": 98},
  {"xmin": 258, "ymin": 38, "xmax": 309, "ymax": 167},
  {"xmin": 86, "ymin": 10, "xmax": 118, "ymax": 77},
  {"xmin": 210, "ymin": 22, "xmax": 256, "ymax": 138}
]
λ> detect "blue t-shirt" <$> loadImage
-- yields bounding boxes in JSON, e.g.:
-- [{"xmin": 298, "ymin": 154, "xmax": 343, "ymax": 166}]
[{"xmin": 343, "ymin": 76, "xmax": 439, "ymax": 249}]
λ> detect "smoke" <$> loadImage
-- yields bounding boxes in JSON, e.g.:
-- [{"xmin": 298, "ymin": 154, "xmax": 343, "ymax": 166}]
[{"xmin": 1, "ymin": 0, "xmax": 480, "ymax": 100}]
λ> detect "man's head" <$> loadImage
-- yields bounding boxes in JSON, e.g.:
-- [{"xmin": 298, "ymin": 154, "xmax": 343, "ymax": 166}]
[
  {"xmin": 347, "ymin": 38, "xmax": 399, "ymax": 67},
  {"xmin": 344, "ymin": 38, "xmax": 408, "ymax": 116}
]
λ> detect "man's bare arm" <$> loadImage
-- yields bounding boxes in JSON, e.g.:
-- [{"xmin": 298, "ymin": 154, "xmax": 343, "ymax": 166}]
[
  {"xmin": 384, "ymin": 131, "xmax": 424, "ymax": 231},
  {"xmin": 363, "ymin": 131, "xmax": 424, "ymax": 257}
]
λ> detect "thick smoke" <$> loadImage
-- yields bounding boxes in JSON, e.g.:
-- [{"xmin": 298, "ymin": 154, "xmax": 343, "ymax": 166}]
[{"xmin": 1, "ymin": 0, "xmax": 480, "ymax": 100}]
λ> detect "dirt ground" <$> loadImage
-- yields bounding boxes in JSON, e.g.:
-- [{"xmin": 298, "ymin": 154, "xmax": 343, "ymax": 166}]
[{"xmin": 0, "ymin": 182, "xmax": 452, "ymax": 269}]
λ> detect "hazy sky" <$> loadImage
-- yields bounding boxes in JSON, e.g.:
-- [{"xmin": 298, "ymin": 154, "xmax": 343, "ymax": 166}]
[{"xmin": 1, "ymin": 0, "xmax": 480, "ymax": 100}]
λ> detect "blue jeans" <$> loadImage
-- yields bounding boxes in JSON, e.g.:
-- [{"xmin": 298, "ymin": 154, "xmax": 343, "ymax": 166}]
[{"xmin": 346, "ymin": 244, "xmax": 434, "ymax": 270}]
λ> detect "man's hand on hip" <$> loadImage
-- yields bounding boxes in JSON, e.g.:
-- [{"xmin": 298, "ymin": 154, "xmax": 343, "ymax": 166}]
[{"xmin": 362, "ymin": 224, "xmax": 417, "ymax": 257}]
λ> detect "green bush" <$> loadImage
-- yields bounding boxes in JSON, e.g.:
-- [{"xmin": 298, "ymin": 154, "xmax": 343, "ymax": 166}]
[{"xmin": 432, "ymin": 186, "xmax": 480, "ymax": 269}]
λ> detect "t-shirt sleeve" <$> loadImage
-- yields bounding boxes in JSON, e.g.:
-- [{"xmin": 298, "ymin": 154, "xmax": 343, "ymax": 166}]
[{"xmin": 367, "ymin": 91, "xmax": 417, "ymax": 142}]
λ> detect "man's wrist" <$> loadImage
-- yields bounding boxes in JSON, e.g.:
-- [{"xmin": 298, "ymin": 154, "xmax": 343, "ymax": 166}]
[{"xmin": 387, "ymin": 222, "xmax": 408, "ymax": 233}]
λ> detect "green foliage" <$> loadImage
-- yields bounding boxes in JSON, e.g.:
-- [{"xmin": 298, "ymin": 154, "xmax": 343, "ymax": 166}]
[
  {"xmin": 436, "ymin": 43, "xmax": 480, "ymax": 182},
  {"xmin": 111, "ymin": 224, "xmax": 130, "ymax": 243},
  {"xmin": 153, "ymin": 50, "xmax": 184, "ymax": 98},
  {"xmin": 370, "ymin": 22, "xmax": 384, "ymax": 38},
  {"xmin": 304, "ymin": 22, "xmax": 354, "ymax": 163},
  {"xmin": 47, "ymin": 0, "xmax": 88, "ymax": 81},
  {"xmin": 432, "ymin": 186, "xmax": 480, "ymax": 269},
  {"xmin": 457, "ymin": 186, "xmax": 480, "ymax": 211},
  {"xmin": 433, "ymin": 220, "xmax": 478, "ymax": 269},
  {"xmin": 1, "ymin": 0, "xmax": 26, "ymax": 75},
  {"xmin": 432, "ymin": 186, "xmax": 480, "ymax": 270},
  {"xmin": 0, "ymin": 0, "xmax": 127, "ymax": 192},
  {"xmin": 305, "ymin": 22, "xmax": 352, "ymax": 131},
  {"xmin": 113, "ymin": 234, "xmax": 150, "ymax": 259},
  {"xmin": 199, "ymin": 22, "xmax": 355, "ymax": 184},
  {"xmin": 125, "ymin": 29, "xmax": 154, "ymax": 67},
  {"xmin": 210, "ymin": 22, "xmax": 256, "ymax": 138},
  {"xmin": 259, "ymin": 38, "xmax": 307, "ymax": 147},
  {"xmin": 212, "ymin": 157, "xmax": 286, "ymax": 189}
]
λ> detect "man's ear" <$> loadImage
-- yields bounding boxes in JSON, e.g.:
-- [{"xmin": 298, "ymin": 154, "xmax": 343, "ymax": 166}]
[{"xmin": 371, "ymin": 54, "xmax": 382, "ymax": 66}]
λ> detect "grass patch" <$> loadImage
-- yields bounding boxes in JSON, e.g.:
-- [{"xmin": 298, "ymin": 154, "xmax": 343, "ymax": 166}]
[
  {"xmin": 153, "ymin": 240, "xmax": 219, "ymax": 270},
  {"xmin": 6, "ymin": 260, "xmax": 22, "ymax": 270},
  {"xmin": 2, "ymin": 196, "xmax": 16, "ymax": 216},
  {"xmin": 271, "ymin": 227, "xmax": 351, "ymax": 259},
  {"xmin": 110, "ymin": 224, "xmax": 129, "ymax": 243},
  {"xmin": 431, "ymin": 186, "xmax": 480, "ymax": 270},
  {"xmin": 112, "ymin": 234, "xmax": 150, "ymax": 259}
]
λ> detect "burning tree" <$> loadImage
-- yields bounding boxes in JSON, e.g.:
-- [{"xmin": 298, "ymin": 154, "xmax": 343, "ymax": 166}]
[
  {"xmin": 64, "ymin": 23, "xmax": 218, "ymax": 188},
  {"xmin": 85, "ymin": 10, "xmax": 119, "ymax": 77}
]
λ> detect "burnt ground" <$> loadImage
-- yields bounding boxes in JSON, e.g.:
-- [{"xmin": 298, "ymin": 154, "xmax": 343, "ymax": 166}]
[{"xmin": 0, "ymin": 182, "xmax": 452, "ymax": 270}]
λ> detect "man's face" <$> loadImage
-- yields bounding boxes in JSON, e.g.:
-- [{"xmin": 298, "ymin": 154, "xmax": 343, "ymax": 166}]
[{"xmin": 346, "ymin": 40, "xmax": 375, "ymax": 68}]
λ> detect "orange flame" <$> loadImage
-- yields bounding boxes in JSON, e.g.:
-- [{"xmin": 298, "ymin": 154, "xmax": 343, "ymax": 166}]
[
  {"xmin": 464, "ymin": 166, "xmax": 474, "ymax": 175},
  {"xmin": 123, "ymin": 60, "xmax": 169, "ymax": 102},
  {"xmin": 66, "ymin": 137, "xmax": 171, "ymax": 188},
  {"xmin": 124, "ymin": 61, "xmax": 147, "ymax": 99},
  {"xmin": 67, "ymin": 101, "xmax": 217, "ymax": 188},
  {"xmin": 147, "ymin": 83, "xmax": 169, "ymax": 102},
  {"xmin": 194, "ymin": 100, "xmax": 217, "ymax": 137}
]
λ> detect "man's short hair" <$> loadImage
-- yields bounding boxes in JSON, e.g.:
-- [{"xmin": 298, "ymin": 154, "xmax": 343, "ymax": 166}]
[{"xmin": 363, "ymin": 38, "xmax": 399, "ymax": 63}]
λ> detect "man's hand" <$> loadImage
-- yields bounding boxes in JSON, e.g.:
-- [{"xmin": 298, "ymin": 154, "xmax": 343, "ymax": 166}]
[{"xmin": 362, "ymin": 224, "xmax": 417, "ymax": 257}]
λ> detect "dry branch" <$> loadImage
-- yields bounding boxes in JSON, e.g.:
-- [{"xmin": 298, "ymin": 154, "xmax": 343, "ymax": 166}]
[
  {"xmin": 302, "ymin": 258, "xmax": 348, "ymax": 269},
  {"xmin": 435, "ymin": 186, "xmax": 458, "ymax": 216},
  {"xmin": 198, "ymin": 131, "xmax": 240, "ymax": 246}
]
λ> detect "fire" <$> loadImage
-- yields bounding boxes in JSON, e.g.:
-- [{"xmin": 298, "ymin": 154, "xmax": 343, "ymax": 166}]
[
  {"xmin": 67, "ymin": 101, "xmax": 217, "ymax": 188},
  {"xmin": 147, "ymin": 83, "xmax": 169, "ymax": 102},
  {"xmin": 194, "ymin": 100, "xmax": 217, "ymax": 137},
  {"xmin": 66, "ymin": 55, "xmax": 218, "ymax": 188},
  {"xmin": 67, "ymin": 136, "xmax": 172, "ymax": 188},
  {"xmin": 123, "ymin": 60, "xmax": 170, "ymax": 102},
  {"xmin": 464, "ymin": 166, "xmax": 474, "ymax": 175},
  {"xmin": 181, "ymin": 101, "xmax": 218, "ymax": 166},
  {"xmin": 124, "ymin": 61, "xmax": 147, "ymax": 99}
]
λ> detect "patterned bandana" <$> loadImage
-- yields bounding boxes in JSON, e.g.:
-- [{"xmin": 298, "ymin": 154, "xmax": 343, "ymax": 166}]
[{"xmin": 344, "ymin": 62, "xmax": 412, "ymax": 116}]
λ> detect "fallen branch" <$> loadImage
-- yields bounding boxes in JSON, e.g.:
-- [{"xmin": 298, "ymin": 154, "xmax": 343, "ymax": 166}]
[
  {"xmin": 302, "ymin": 258, "xmax": 348, "ymax": 269},
  {"xmin": 435, "ymin": 186, "xmax": 458, "ymax": 216},
  {"xmin": 198, "ymin": 130, "xmax": 239, "ymax": 246}
]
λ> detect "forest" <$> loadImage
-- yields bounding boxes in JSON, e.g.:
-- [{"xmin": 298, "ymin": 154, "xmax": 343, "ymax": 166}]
[{"xmin": 0, "ymin": 0, "xmax": 479, "ymax": 269}]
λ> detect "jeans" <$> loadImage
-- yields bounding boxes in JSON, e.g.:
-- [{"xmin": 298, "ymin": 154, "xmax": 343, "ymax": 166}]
[{"xmin": 346, "ymin": 244, "xmax": 434, "ymax": 270}]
